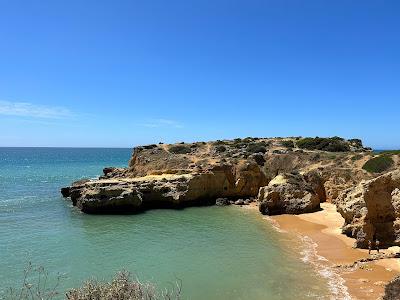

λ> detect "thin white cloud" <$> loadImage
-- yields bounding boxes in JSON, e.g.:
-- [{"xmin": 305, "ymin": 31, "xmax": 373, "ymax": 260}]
[
  {"xmin": 138, "ymin": 118, "xmax": 183, "ymax": 129},
  {"xmin": 0, "ymin": 100, "xmax": 73, "ymax": 119}
]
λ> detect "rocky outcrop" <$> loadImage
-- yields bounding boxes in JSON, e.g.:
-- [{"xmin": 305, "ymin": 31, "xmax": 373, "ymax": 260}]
[
  {"xmin": 61, "ymin": 137, "xmax": 386, "ymax": 215},
  {"xmin": 61, "ymin": 162, "xmax": 268, "ymax": 214},
  {"xmin": 257, "ymin": 172, "xmax": 324, "ymax": 215},
  {"xmin": 336, "ymin": 170, "xmax": 400, "ymax": 248},
  {"xmin": 383, "ymin": 275, "xmax": 400, "ymax": 300}
]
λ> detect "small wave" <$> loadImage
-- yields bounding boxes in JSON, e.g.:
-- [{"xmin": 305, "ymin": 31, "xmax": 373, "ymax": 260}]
[
  {"xmin": 300, "ymin": 235, "xmax": 351, "ymax": 300},
  {"xmin": 263, "ymin": 216, "xmax": 287, "ymax": 233}
]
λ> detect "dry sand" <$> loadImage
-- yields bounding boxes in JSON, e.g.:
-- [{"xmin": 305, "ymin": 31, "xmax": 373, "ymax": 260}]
[{"xmin": 252, "ymin": 202, "xmax": 400, "ymax": 299}]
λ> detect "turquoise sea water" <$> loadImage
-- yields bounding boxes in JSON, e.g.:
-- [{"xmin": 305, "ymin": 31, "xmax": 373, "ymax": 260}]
[{"xmin": 0, "ymin": 148, "xmax": 332, "ymax": 299}]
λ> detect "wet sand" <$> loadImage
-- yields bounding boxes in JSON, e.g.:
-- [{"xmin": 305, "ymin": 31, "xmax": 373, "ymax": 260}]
[{"xmin": 265, "ymin": 203, "xmax": 400, "ymax": 299}]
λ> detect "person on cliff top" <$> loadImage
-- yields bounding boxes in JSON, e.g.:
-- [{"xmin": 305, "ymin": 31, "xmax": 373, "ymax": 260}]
[
  {"xmin": 368, "ymin": 240, "xmax": 372, "ymax": 255},
  {"xmin": 376, "ymin": 240, "xmax": 380, "ymax": 253}
]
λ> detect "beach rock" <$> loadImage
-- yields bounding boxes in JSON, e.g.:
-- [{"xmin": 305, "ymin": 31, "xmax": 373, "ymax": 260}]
[
  {"xmin": 215, "ymin": 198, "xmax": 230, "ymax": 206},
  {"xmin": 235, "ymin": 199, "xmax": 244, "ymax": 205},
  {"xmin": 61, "ymin": 187, "xmax": 71, "ymax": 197},
  {"xmin": 383, "ymin": 275, "xmax": 400, "ymax": 300},
  {"xmin": 257, "ymin": 172, "xmax": 323, "ymax": 215},
  {"xmin": 336, "ymin": 170, "xmax": 400, "ymax": 248}
]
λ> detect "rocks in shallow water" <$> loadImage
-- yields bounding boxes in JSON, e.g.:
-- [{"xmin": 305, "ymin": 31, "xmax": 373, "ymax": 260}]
[
  {"xmin": 235, "ymin": 199, "xmax": 244, "ymax": 205},
  {"xmin": 336, "ymin": 169, "xmax": 400, "ymax": 248},
  {"xmin": 215, "ymin": 198, "xmax": 230, "ymax": 206},
  {"xmin": 60, "ymin": 187, "xmax": 70, "ymax": 197},
  {"xmin": 257, "ymin": 172, "xmax": 324, "ymax": 215}
]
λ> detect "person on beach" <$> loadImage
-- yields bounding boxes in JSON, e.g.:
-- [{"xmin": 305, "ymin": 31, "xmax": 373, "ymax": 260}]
[
  {"xmin": 376, "ymin": 240, "xmax": 380, "ymax": 253},
  {"xmin": 368, "ymin": 240, "xmax": 372, "ymax": 255}
]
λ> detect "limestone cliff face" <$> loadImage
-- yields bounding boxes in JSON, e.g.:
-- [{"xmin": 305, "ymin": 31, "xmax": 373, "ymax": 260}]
[
  {"xmin": 336, "ymin": 169, "xmax": 400, "ymax": 248},
  {"xmin": 61, "ymin": 137, "xmax": 384, "ymax": 215},
  {"xmin": 258, "ymin": 172, "xmax": 324, "ymax": 215},
  {"xmin": 62, "ymin": 161, "xmax": 268, "ymax": 214}
]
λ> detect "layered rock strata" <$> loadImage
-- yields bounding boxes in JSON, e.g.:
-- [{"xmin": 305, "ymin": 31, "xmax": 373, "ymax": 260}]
[
  {"xmin": 336, "ymin": 170, "xmax": 400, "ymax": 248},
  {"xmin": 258, "ymin": 172, "xmax": 324, "ymax": 215},
  {"xmin": 61, "ymin": 163, "xmax": 268, "ymax": 213},
  {"xmin": 61, "ymin": 137, "xmax": 388, "ymax": 217}
]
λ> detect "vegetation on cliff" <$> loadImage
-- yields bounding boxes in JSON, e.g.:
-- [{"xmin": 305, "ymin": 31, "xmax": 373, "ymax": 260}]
[
  {"xmin": 296, "ymin": 137, "xmax": 351, "ymax": 152},
  {"xmin": 362, "ymin": 155, "xmax": 394, "ymax": 173}
]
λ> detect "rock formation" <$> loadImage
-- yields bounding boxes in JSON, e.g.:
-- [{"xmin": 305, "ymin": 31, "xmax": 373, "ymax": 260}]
[
  {"xmin": 383, "ymin": 275, "xmax": 400, "ymax": 300},
  {"xmin": 61, "ymin": 162, "xmax": 268, "ymax": 213},
  {"xmin": 61, "ymin": 137, "xmax": 394, "ymax": 215},
  {"xmin": 257, "ymin": 172, "xmax": 324, "ymax": 215},
  {"xmin": 336, "ymin": 170, "xmax": 400, "ymax": 248}
]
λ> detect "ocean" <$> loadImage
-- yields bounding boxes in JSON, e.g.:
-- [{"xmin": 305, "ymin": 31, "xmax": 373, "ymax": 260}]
[{"xmin": 0, "ymin": 147, "xmax": 332, "ymax": 299}]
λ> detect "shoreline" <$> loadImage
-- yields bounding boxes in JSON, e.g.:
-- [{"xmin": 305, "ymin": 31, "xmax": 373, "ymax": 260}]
[{"xmin": 248, "ymin": 202, "xmax": 400, "ymax": 299}]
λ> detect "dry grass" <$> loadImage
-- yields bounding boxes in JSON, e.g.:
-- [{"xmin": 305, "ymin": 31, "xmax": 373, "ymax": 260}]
[
  {"xmin": 67, "ymin": 271, "xmax": 182, "ymax": 300},
  {"xmin": 5, "ymin": 264, "xmax": 181, "ymax": 300},
  {"xmin": 5, "ymin": 262, "xmax": 63, "ymax": 300}
]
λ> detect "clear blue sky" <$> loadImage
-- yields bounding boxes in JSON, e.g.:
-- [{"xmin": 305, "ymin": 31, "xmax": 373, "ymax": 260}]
[{"xmin": 0, "ymin": 0, "xmax": 399, "ymax": 148}]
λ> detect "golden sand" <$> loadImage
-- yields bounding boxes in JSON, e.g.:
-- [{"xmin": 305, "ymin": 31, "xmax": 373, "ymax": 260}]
[{"xmin": 252, "ymin": 202, "xmax": 399, "ymax": 299}]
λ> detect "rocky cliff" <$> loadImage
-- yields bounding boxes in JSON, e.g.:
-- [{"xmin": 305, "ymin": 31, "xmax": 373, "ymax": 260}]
[
  {"xmin": 61, "ymin": 137, "xmax": 398, "ymax": 224},
  {"xmin": 258, "ymin": 172, "xmax": 324, "ymax": 215},
  {"xmin": 336, "ymin": 169, "xmax": 400, "ymax": 248}
]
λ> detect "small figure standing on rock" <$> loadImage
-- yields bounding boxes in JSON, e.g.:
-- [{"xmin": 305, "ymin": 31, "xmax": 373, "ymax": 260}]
[
  {"xmin": 376, "ymin": 240, "xmax": 380, "ymax": 253},
  {"xmin": 368, "ymin": 240, "xmax": 372, "ymax": 255}
]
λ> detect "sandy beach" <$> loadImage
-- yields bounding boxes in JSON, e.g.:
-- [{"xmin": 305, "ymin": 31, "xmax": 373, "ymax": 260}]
[{"xmin": 254, "ymin": 202, "xmax": 400, "ymax": 299}]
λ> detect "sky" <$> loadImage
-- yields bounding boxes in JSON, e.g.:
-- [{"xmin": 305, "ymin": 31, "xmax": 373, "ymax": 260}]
[{"xmin": 0, "ymin": 0, "xmax": 399, "ymax": 149}]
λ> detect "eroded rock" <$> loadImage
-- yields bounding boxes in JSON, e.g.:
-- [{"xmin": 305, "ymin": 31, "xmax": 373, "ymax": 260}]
[
  {"xmin": 383, "ymin": 275, "xmax": 400, "ymax": 300},
  {"xmin": 336, "ymin": 170, "xmax": 400, "ymax": 248},
  {"xmin": 257, "ymin": 172, "xmax": 324, "ymax": 215}
]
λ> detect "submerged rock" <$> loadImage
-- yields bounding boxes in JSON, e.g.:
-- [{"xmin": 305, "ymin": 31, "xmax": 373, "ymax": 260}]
[
  {"xmin": 257, "ymin": 172, "xmax": 324, "ymax": 215},
  {"xmin": 235, "ymin": 199, "xmax": 244, "ymax": 205}
]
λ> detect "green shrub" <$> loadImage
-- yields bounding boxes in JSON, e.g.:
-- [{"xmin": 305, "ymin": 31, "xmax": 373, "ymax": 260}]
[
  {"xmin": 247, "ymin": 142, "xmax": 267, "ymax": 154},
  {"xmin": 213, "ymin": 140, "xmax": 226, "ymax": 145},
  {"xmin": 362, "ymin": 155, "xmax": 394, "ymax": 173},
  {"xmin": 143, "ymin": 144, "xmax": 157, "ymax": 150},
  {"xmin": 280, "ymin": 140, "xmax": 295, "ymax": 148},
  {"xmin": 215, "ymin": 145, "xmax": 227, "ymax": 153},
  {"xmin": 376, "ymin": 150, "xmax": 400, "ymax": 155},
  {"xmin": 242, "ymin": 137, "xmax": 254, "ymax": 143},
  {"xmin": 297, "ymin": 137, "xmax": 350, "ymax": 152},
  {"xmin": 169, "ymin": 145, "xmax": 191, "ymax": 154},
  {"xmin": 348, "ymin": 139, "xmax": 363, "ymax": 148},
  {"xmin": 351, "ymin": 154, "xmax": 363, "ymax": 161}
]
